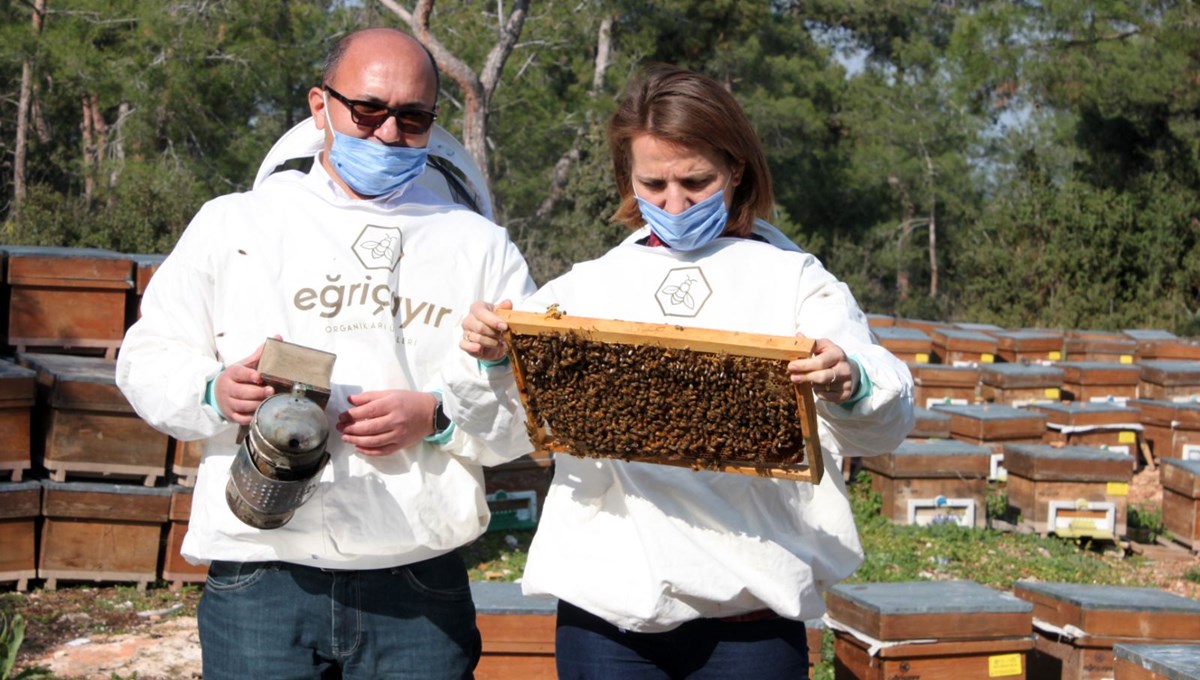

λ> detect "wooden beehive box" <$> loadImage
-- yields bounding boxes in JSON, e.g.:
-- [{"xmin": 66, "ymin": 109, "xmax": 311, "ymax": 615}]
[
  {"xmin": 871, "ymin": 326, "xmax": 933, "ymax": 364},
  {"xmin": 0, "ymin": 358, "xmax": 36, "ymax": 482},
  {"xmin": 909, "ymin": 363, "xmax": 980, "ymax": 409},
  {"xmin": 930, "ymin": 327, "xmax": 1000, "ymax": 366},
  {"xmin": 980, "ymin": 363, "xmax": 1065, "ymax": 407},
  {"xmin": 954, "ymin": 321, "xmax": 1006, "ymax": 334},
  {"xmin": 0, "ymin": 481, "xmax": 40, "ymax": 591},
  {"xmin": 171, "ymin": 438, "xmax": 202, "ymax": 487},
  {"xmin": 1065, "ymin": 329, "xmax": 1138, "ymax": 364},
  {"xmin": 827, "ymin": 580, "xmax": 1034, "ymax": 680},
  {"xmin": 863, "ymin": 439, "xmax": 991, "ymax": 528},
  {"xmin": 3, "ymin": 246, "xmax": 133, "ymax": 358},
  {"xmin": 1130, "ymin": 399, "xmax": 1200, "ymax": 463},
  {"xmin": 128, "ymin": 253, "xmax": 167, "ymax": 323},
  {"xmin": 1002, "ymin": 444, "xmax": 1133, "ymax": 538},
  {"xmin": 993, "ymin": 329, "xmax": 1065, "ymax": 363},
  {"xmin": 471, "ymin": 581, "xmax": 557, "ymax": 680},
  {"xmin": 933, "ymin": 402, "xmax": 1048, "ymax": 480},
  {"xmin": 162, "ymin": 484, "xmax": 206, "ymax": 590},
  {"xmin": 1138, "ymin": 341, "xmax": 1200, "ymax": 362},
  {"xmin": 19, "ymin": 352, "xmax": 169, "ymax": 486},
  {"xmin": 1160, "ymin": 458, "xmax": 1200, "ymax": 550},
  {"xmin": 1015, "ymin": 581, "xmax": 1200, "ymax": 680},
  {"xmin": 39, "ymin": 480, "xmax": 170, "ymax": 590},
  {"xmin": 865, "ymin": 313, "xmax": 895, "ymax": 328},
  {"xmin": 1029, "ymin": 401, "xmax": 1143, "ymax": 458},
  {"xmin": 1057, "ymin": 361, "xmax": 1141, "ymax": 403},
  {"xmin": 893, "ymin": 317, "xmax": 951, "ymax": 336},
  {"xmin": 1114, "ymin": 643, "xmax": 1200, "ymax": 680},
  {"xmin": 1139, "ymin": 361, "xmax": 1200, "ymax": 403},
  {"xmin": 498, "ymin": 310, "xmax": 823, "ymax": 483},
  {"xmin": 910, "ymin": 406, "xmax": 952, "ymax": 439},
  {"xmin": 1125, "ymin": 329, "xmax": 1181, "ymax": 362}
]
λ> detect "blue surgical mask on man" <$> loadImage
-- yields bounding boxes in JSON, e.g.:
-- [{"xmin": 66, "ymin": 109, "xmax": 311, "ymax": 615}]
[
  {"xmin": 635, "ymin": 183, "xmax": 730, "ymax": 251},
  {"xmin": 323, "ymin": 96, "xmax": 428, "ymax": 197}
]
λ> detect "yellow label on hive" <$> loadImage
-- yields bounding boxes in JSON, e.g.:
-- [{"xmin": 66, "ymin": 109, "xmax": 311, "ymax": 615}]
[
  {"xmin": 988, "ymin": 653, "xmax": 1023, "ymax": 677},
  {"xmin": 1119, "ymin": 431, "xmax": 1136, "ymax": 444},
  {"xmin": 1120, "ymin": 355, "xmax": 1134, "ymax": 364},
  {"xmin": 1044, "ymin": 388, "xmax": 1061, "ymax": 399},
  {"xmin": 915, "ymin": 353, "xmax": 930, "ymax": 364},
  {"xmin": 1107, "ymin": 482, "xmax": 1130, "ymax": 496},
  {"xmin": 1049, "ymin": 351, "xmax": 1062, "ymax": 360},
  {"xmin": 982, "ymin": 353, "xmax": 995, "ymax": 363}
]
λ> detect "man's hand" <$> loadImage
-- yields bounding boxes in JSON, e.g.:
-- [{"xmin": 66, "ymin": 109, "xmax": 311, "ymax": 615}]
[
  {"xmin": 213, "ymin": 339, "xmax": 278, "ymax": 425},
  {"xmin": 336, "ymin": 390, "xmax": 438, "ymax": 456}
]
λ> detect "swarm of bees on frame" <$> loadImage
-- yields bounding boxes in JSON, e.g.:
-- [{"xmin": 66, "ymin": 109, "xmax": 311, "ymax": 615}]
[{"xmin": 511, "ymin": 332, "xmax": 807, "ymax": 468}]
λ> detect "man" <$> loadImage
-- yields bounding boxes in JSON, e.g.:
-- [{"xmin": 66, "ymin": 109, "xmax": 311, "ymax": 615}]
[{"xmin": 117, "ymin": 28, "xmax": 535, "ymax": 678}]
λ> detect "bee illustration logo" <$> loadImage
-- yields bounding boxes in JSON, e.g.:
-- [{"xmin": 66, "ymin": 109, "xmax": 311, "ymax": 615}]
[
  {"xmin": 362, "ymin": 236, "xmax": 396, "ymax": 261},
  {"xmin": 352, "ymin": 225, "xmax": 404, "ymax": 271},
  {"xmin": 655, "ymin": 267, "xmax": 711, "ymax": 318}
]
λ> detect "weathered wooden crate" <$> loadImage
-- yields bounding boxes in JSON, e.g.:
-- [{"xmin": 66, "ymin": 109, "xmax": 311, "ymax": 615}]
[
  {"xmin": 1114, "ymin": 643, "xmax": 1200, "ymax": 680},
  {"xmin": 0, "ymin": 481, "xmax": 40, "ymax": 591},
  {"xmin": 871, "ymin": 326, "xmax": 933, "ymax": 364},
  {"xmin": 930, "ymin": 327, "xmax": 1000, "ymax": 366},
  {"xmin": 162, "ymin": 484, "xmax": 206, "ymax": 590},
  {"xmin": 471, "ymin": 582, "xmax": 557, "ymax": 680},
  {"xmin": 993, "ymin": 329, "xmax": 1065, "ymax": 363},
  {"xmin": 170, "ymin": 438, "xmax": 202, "ymax": 487},
  {"xmin": 1003, "ymin": 444, "xmax": 1133, "ymax": 539},
  {"xmin": 0, "ymin": 358, "xmax": 36, "ymax": 482},
  {"xmin": 1015, "ymin": 581, "xmax": 1200, "ymax": 680},
  {"xmin": 893, "ymin": 317, "xmax": 951, "ymax": 336},
  {"xmin": 909, "ymin": 363, "xmax": 980, "ymax": 409},
  {"xmin": 1125, "ymin": 329, "xmax": 1181, "ymax": 363},
  {"xmin": 498, "ymin": 310, "xmax": 824, "ymax": 483},
  {"xmin": 1065, "ymin": 330, "xmax": 1138, "ymax": 364},
  {"xmin": 19, "ymin": 352, "xmax": 169, "ymax": 486},
  {"xmin": 1160, "ymin": 458, "xmax": 1200, "ymax": 550},
  {"xmin": 39, "ymin": 480, "xmax": 170, "ymax": 591},
  {"xmin": 1131, "ymin": 399, "xmax": 1200, "ymax": 463},
  {"xmin": 865, "ymin": 313, "xmax": 895, "ymax": 328},
  {"xmin": 863, "ymin": 439, "xmax": 991, "ymax": 528},
  {"xmin": 1058, "ymin": 361, "xmax": 1141, "ymax": 403},
  {"xmin": 3, "ymin": 246, "xmax": 133, "ymax": 358},
  {"xmin": 1139, "ymin": 361, "xmax": 1200, "ymax": 403},
  {"xmin": 910, "ymin": 406, "xmax": 951, "ymax": 439},
  {"xmin": 1030, "ymin": 401, "xmax": 1143, "ymax": 459},
  {"xmin": 933, "ymin": 403, "xmax": 1048, "ymax": 480},
  {"xmin": 828, "ymin": 580, "xmax": 1034, "ymax": 680},
  {"xmin": 1138, "ymin": 341, "xmax": 1200, "ymax": 362},
  {"xmin": 128, "ymin": 253, "xmax": 167, "ymax": 324},
  {"xmin": 980, "ymin": 363, "xmax": 1065, "ymax": 407}
]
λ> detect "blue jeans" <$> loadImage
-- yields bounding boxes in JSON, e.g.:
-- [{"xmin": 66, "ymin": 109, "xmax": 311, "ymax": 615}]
[
  {"xmin": 198, "ymin": 552, "xmax": 480, "ymax": 679},
  {"xmin": 555, "ymin": 600, "xmax": 810, "ymax": 680}
]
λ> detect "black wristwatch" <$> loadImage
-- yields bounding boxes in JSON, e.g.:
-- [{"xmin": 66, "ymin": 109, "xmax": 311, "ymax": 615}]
[{"xmin": 431, "ymin": 392, "xmax": 452, "ymax": 436}]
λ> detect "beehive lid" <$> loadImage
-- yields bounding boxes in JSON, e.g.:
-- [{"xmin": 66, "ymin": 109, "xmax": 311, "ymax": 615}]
[
  {"xmin": 1139, "ymin": 360, "xmax": 1200, "ymax": 386},
  {"xmin": 929, "ymin": 327, "xmax": 1000, "ymax": 353},
  {"xmin": 470, "ymin": 581, "xmax": 558, "ymax": 615},
  {"xmin": 16, "ymin": 352, "xmax": 130, "ymax": 413},
  {"xmin": 932, "ymin": 403, "xmax": 1047, "ymax": 440},
  {"xmin": 1002, "ymin": 444, "xmax": 1133, "ymax": 481},
  {"xmin": 1161, "ymin": 458, "xmax": 1200, "ymax": 498},
  {"xmin": 826, "ymin": 581, "xmax": 1033, "ymax": 641},
  {"xmin": 1, "ymin": 245, "xmax": 133, "ymax": 289},
  {"xmin": 1028, "ymin": 401, "xmax": 1141, "ymax": 428},
  {"xmin": 1066, "ymin": 329, "xmax": 1138, "ymax": 352},
  {"xmin": 0, "ymin": 358, "xmax": 36, "ymax": 406},
  {"xmin": 0, "ymin": 481, "xmax": 42, "ymax": 519},
  {"xmin": 1014, "ymin": 581, "xmax": 1200, "ymax": 640},
  {"xmin": 1114, "ymin": 644, "xmax": 1200, "ymax": 680},
  {"xmin": 1129, "ymin": 399, "xmax": 1200, "ymax": 427},
  {"xmin": 980, "ymin": 363, "xmax": 1064, "ymax": 389},
  {"xmin": 893, "ymin": 318, "xmax": 950, "ymax": 335},
  {"xmin": 908, "ymin": 363, "xmax": 980, "ymax": 387},
  {"xmin": 41, "ymin": 480, "xmax": 171, "ymax": 522},
  {"xmin": 953, "ymin": 322, "xmax": 1005, "ymax": 333},
  {"xmin": 499, "ymin": 309, "xmax": 823, "ymax": 483},
  {"xmin": 1123, "ymin": 329, "xmax": 1178, "ymax": 342},
  {"xmin": 910, "ymin": 407, "xmax": 951, "ymax": 438},
  {"xmin": 1056, "ymin": 361, "xmax": 1140, "ymax": 385},
  {"xmin": 872, "ymin": 326, "xmax": 933, "ymax": 353},
  {"xmin": 862, "ymin": 439, "xmax": 991, "ymax": 478},
  {"xmin": 992, "ymin": 329, "xmax": 1064, "ymax": 353},
  {"xmin": 866, "ymin": 313, "xmax": 895, "ymax": 328}
]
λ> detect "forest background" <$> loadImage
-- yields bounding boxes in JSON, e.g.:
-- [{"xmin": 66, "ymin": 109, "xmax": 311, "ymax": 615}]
[{"xmin": 2, "ymin": 0, "xmax": 1199, "ymax": 333}]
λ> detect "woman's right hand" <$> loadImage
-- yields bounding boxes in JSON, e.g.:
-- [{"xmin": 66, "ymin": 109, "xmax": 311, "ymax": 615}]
[{"xmin": 460, "ymin": 300, "xmax": 512, "ymax": 362}]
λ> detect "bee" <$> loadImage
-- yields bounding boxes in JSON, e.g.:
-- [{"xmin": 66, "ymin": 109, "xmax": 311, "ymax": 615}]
[
  {"xmin": 662, "ymin": 276, "xmax": 697, "ymax": 308},
  {"xmin": 362, "ymin": 236, "xmax": 395, "ymax": 261}
]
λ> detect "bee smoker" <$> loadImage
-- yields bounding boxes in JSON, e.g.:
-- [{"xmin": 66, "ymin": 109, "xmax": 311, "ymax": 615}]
[{"xmin": 224, "ymin": 338, "xmax": 336, "ymax": 529}]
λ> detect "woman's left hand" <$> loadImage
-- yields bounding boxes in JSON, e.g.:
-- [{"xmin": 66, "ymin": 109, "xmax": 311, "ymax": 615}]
[{"xmin": 788, "ymin": 334, "xmax": 858, "ymax": 404}]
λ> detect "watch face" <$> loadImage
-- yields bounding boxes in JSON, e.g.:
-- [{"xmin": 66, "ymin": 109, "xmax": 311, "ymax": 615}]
[{"xmin": 434, "ymin": 401, "xmax": 452, "ymax": 433}]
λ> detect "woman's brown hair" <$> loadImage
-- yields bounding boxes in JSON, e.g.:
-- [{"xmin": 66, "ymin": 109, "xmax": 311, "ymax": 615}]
[{"xmin": 608, "ymin": 64, "xmax": 774, "ymax": 237}]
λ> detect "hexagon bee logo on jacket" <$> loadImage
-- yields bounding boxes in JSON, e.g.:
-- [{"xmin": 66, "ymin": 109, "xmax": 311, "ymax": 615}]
[
  {"xmin": 655, "ymin": 266, "xmax": 711, "ymax": 317},
  {"xmin": 353, "ymin": 225, "xmax": 403, "ymax": 271}
]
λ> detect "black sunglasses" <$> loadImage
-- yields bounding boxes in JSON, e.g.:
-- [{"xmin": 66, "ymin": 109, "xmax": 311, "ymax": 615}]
[{"xmin": 324, "ymin": 85, "xmax": 438, "ymax": 135}]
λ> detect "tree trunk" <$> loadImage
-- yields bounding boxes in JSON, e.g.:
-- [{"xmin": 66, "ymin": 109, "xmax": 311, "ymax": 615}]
[
  {"xmin": 925, "ymin": 151, "xmax": 939, "ymax": 298},
  {"xmin": 12, "ymin": 0, "xmax": 48, "ymax": 221}
]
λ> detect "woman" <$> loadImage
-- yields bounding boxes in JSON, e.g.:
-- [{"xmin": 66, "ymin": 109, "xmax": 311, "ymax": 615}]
[{"xmin": 460, "ymin": 64, "xmax": 914, "ymax": 679}]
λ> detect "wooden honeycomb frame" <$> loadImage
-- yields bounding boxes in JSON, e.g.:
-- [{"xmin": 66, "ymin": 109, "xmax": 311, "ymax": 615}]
[{"xmin": 499, "ymin": 309, "xmax": 824, "ymax": 483}]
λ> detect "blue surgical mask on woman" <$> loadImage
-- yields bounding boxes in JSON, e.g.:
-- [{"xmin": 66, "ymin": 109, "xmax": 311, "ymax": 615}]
[
  {"xmin": 635, "ymin": 183, "xmax": 730, "ymax": 251},
  {"xmin": 324, "ymin": 97, "xmax": 428, "ymax": 197}
]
